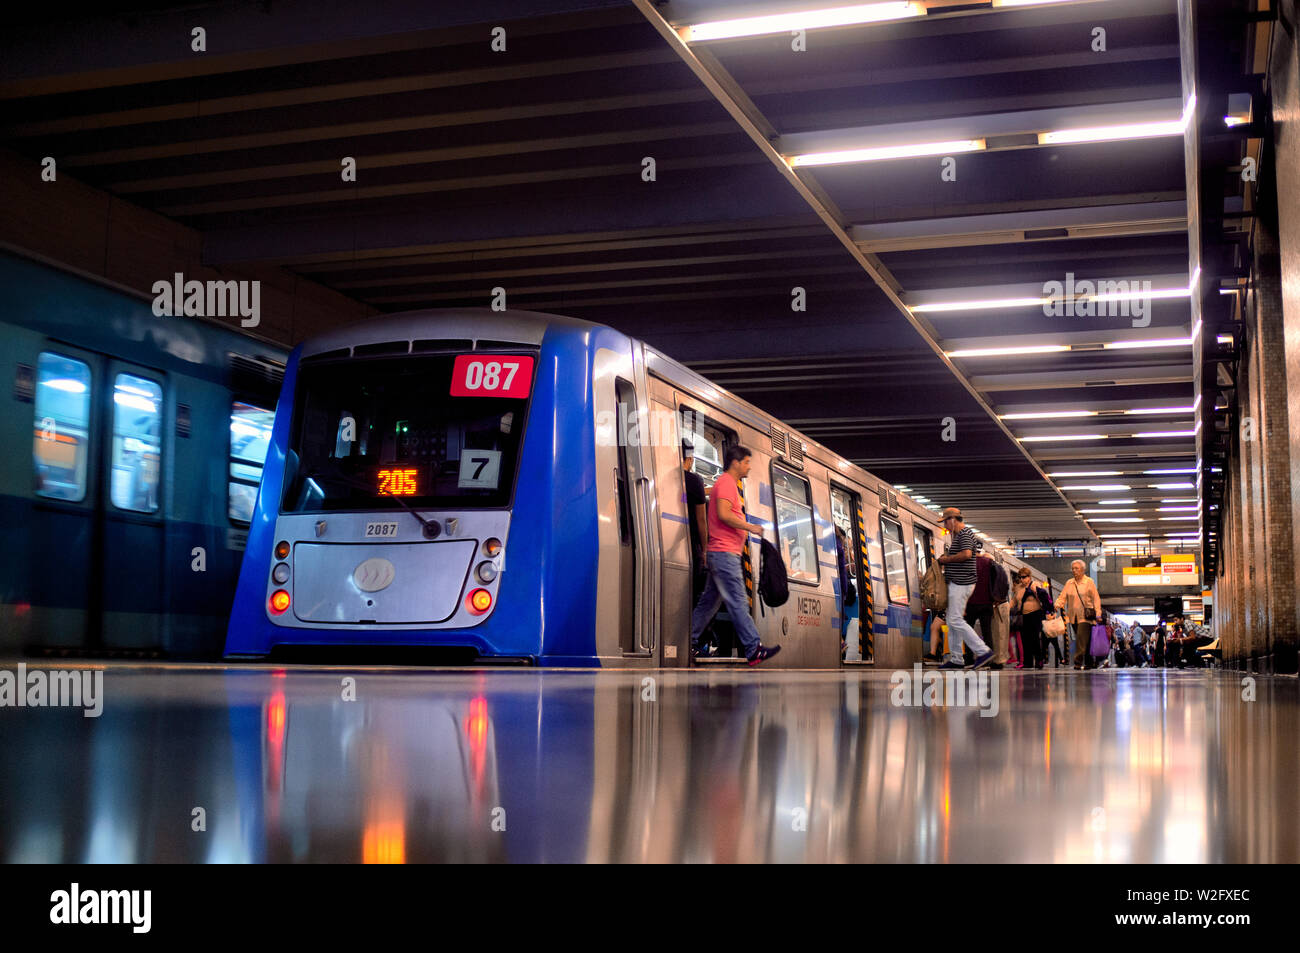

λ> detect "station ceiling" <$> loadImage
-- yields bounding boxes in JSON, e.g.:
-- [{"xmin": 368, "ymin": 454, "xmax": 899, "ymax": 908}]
[{"xmin": 0, "ymin": 0, "xmax": 1222, "ymax": 555}]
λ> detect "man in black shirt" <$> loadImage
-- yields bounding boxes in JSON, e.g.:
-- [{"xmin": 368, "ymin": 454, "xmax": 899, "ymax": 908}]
[
  {"xmin": 683, "ymin": 442, "xmax": 708, "ymax": 590},
  {"xmin": 682, "ymin": 442, "xmax": 722, "ymax": 652}
]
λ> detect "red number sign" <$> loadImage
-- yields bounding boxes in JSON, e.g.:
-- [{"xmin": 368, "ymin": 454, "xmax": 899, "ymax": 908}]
[
  {"xmin": 450, "ymin": 355, "xmax": 534, "ymax": 398},
  {"xmin": 378, "ymin": 468, "xmax": 418, "ymax": 496}
]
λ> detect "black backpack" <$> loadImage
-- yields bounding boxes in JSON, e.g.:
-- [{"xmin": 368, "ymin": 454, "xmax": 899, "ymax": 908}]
[{"xmin": 758, "ymin": 538, "xmax": 789, "ymax": 612}]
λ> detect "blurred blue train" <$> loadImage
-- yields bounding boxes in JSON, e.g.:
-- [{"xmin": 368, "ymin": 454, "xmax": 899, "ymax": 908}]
[
  {"xmin": 226, "ymin": 307, "xmax": 1048, "ymax": 667},
  {"xmin": 0, "ymin": 252, "xmax": 286, "ymax": 658}
]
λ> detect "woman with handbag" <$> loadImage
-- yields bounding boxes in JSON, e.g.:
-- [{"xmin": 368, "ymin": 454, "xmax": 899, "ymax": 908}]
[
  {"xmin": 1054, "ymin": 559, "xmax": 1103, "ymax": 670},
  {"xmin": 1011, "ymin": 568, "xmax": 1050, "ymax": 669}
]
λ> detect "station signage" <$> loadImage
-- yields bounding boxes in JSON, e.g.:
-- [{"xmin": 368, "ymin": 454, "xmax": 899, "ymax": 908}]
[
  {"xmin": 1123, "ymin": 560, "xmax": 1199, "ymax": 587},
  {"xmin": 1161, "ymin": 554, "xmax": 1197, "ymax": 576}
]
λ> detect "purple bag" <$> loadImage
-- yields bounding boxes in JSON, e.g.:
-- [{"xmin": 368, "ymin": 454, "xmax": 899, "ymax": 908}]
[{"xmin": 1090, "ymin": 624, "xmax": 1111, "ymax": 657}]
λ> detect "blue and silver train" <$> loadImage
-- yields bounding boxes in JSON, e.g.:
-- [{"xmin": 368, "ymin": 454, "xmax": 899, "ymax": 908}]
[
  {"xmin": 226, "ymin": 308, "xmax": 1049, "ymax": 667},
  {"xmin": 0, "ymin": 251, "xmax": 287, "ymax": 658}
]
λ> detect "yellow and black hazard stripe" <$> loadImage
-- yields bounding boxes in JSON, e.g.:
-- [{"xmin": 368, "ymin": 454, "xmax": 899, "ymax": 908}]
[
  {"xmin": 855, "ymin": 501, "xmax": 873, "ymax": 659},
  {"xmin": 738, "ymin": 479, "xmax": 755, "ymax": 612}
]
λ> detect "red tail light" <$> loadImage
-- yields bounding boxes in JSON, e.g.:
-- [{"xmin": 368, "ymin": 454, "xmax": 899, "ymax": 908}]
[
  {"xmin": 269, "ymin": 590, "xmax": 291, "ymax": 614},
  {"xmin": 467, "ymin": 588, "xmax": 492, "ymax": 614}
]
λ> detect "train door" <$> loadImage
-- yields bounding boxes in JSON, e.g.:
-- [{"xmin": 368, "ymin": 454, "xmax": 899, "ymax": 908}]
[
  {"xmin": 678, "ymin": 410, "xmax": 745, "ymax": 658},
  {"xmin": 830, "ymin": 485, "xmax": 870, "ymax": 663},
  {"xmin": 914, "ymin": 523, "xmax": 937, "ymax": 652},
  {"xmin": 877, "ymin": 513, "xmax": 913, "ymax": 665},
  {"xmin": 613, "ymin": 377, "xmax": 641, "ymax": 655},
  {"xmin": 644, "ymin": 387, "xmax": 694, "ymax": 666},
  {"xmin": 100, "ymin": 359, "xmax": 167, "ymax": 648},
  {"xmin": 30, "ymin": 345, "xmax": 101, "ymax": 649},
  {"xmin": 28, "ymin": 348, "xmax": 166, "ymax": 650}
]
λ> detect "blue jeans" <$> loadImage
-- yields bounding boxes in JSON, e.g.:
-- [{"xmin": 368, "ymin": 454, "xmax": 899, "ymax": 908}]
[
  {"xmin": 944, "ymin": 581, "xmax": 990, "ymax": 664},
  {"xmin": 691, "ymin": 550, "xmax": 762, "ymax": 659}
]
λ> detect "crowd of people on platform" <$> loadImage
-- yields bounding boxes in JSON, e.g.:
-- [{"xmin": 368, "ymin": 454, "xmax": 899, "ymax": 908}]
[
  {"xmin": 923, "ymin": 506, "xmax": 1214, "ymax": 671},
  {"xmin": 679, "ymin": 448, "xmax": 1214, "ymax": 672}
]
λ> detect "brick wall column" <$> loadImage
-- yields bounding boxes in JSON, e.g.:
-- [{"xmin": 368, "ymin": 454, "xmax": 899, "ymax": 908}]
[
  {"xmin": 1265, "ymin": 0, "xmax": 1300, "ymax": 671},
  {"xmin": 1251, "ymin": 220, "xmax": 1299, "ymax": 672}
]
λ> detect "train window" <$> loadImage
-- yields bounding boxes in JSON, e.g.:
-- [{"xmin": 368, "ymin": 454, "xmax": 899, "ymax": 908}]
[
  {"xmin": 879, "ymin": 515, "xmax": 910, "ymax": 605},
  {"xmin": 229, "ymin": 401, "xmax": 275, "ymax": 523},
  {"xmin": 33, "ymin": 352, "xmax": 91, "ymax": 502},
  {"xmin": 679, "ymin": 408, "xmax": 726, "ymax": 489},
  {"xmin": 830, "ymin": 487, "xmax": 855, "ymax": 536},
  {"xmin": 614, "ymin": 378, "xmax": 636, "ymax": 545},
  {"xmin": 284, "ymin": 353, "xmax": 532, "ymax": 511},
  {"xmin": 830, "ymin": 486, "xmax": 858, "ymax": 584},
  {"xmin": 915, "ymin": 525, "xmax": 934, "ymax": 576},
  {"xmin": 109, "ymin": 374, "xmax": 162, "ymax": 513},
  {"xmin": 771, "ymin": 464, "xmax": 818, "ymax": 584}
]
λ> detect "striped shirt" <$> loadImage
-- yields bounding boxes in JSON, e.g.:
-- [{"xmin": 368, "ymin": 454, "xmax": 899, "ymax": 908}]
[{"xmin": 944, "ymin": 526, "xmax": 980, "ymax": 585}]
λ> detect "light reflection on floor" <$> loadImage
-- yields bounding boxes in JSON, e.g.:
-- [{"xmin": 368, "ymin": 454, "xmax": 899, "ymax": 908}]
[{"xmin": 0, "ymin": 663, "xmax": 1296, "ymax": 862}]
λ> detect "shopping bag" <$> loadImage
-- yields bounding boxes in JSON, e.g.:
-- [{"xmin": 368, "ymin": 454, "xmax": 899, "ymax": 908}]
[{"xmin": 1090, "ymin": 624, "xmax": 1110, "ymax": 657}]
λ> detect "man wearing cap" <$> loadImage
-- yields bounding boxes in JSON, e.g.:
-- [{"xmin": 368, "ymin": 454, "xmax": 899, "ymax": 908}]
[{"xmin": 936, "ymin": 507, "xmax": 994, "ymax": 669}]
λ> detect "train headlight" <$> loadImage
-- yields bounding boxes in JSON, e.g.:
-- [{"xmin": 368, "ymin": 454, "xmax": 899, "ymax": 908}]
[
  {"xmin": 272, "ymin": 563, "xmax": 290, "ymax": 584},
  {"xmin": 483, "ymin": 537, "xmax": 502, "ymax": 557},
  {"xmin": 476, "ymin": 561, "xmax": 497, "ymax": 583},
  {"xmin": 269, "ymin": 590, "xmax": 291, "ymax": 614},
  {"xmin": 274, "ymin": 540, "xmax": 290, "ymax": 560},
  {"xmin": 467, "ymin": 588, "xmax": 492, "ymax": 614}
]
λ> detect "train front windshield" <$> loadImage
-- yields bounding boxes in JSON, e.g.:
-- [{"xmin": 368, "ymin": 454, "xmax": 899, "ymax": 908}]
[{"xmin": 283, "ymin": 354, "xmax": 534, "ymax": 512}]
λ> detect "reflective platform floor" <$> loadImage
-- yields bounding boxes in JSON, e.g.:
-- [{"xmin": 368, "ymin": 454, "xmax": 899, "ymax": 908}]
[{"xmin": 1, "ymin": 663, "xmax": 1297, "ymax": 862}]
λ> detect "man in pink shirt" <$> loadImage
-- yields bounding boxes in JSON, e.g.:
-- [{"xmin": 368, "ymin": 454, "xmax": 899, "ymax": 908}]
[{"xmin": 690, "ymin": 445, "xmax": 781, "ymax": 666}]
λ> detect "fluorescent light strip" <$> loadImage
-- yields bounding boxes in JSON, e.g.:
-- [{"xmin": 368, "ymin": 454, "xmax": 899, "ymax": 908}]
[
  {"xmin": 916, "ymin": 296, "xmax": 1047, "ymax": 314},
  {"xmin": 1089, "ymin": 518, "xmax": 1145, "ymax": 523},
  {"xmin": 1000, "ymin": 410, "xmax": 1097, "ymax": 420},
  {"xmin": 1048, "ymin": 471, "xmax": 1122, "ymax": 477},
  {"xmin": 1019, "ymin": 434, "xmax": 1108, "ymax": 442},
  {"xmin": 1102, "ymin": 337, "xmax": 1193, "ymax": 350},
  {"xmin": 1135, "ymin": 430, "xmax": 1196, "ymax": 438},
  {"xmin": 916, "ymin": 289, "xmax": 1188, "ymax": 314},
  {"xmin": 1060, "ymin": 485, "xmax": 1130, "ymax": 491},
  {"xmin": 792, "ymin": 138, "xmax": 984, "ymax": 168},
  {"xmin": 1039, "ymin": 91, "xmax": 1195, "ymax": 145},
  {"xmin": 949, "ymin": 339, "xmax": 1191, "ymax": 359},
  {"xmin": 1039, "ymin": 118, "xmax": 1183, "ymax": 145},
  {"xmin": 1098, "ymin": 499, "xmax": 1137, "ymax": 505},
  {"xmin": 946, "ymin": 344, "xmax": 1069, "ymax": 358},
  {"xmin": 1150, "ymin": 483, "xmax": 1194, "ymax": 489},
  {"xmin": 1081, "ymin": 508, "xmax": 1138, "ymax": 513},
  {"xmin": 1159, "ymin": 506, "xmax": 1198, "ymax": 512},
  {"xmin": 685, "ymin": 2, "xmax": 923, "ymax": 42},
  {"xmin": 1003, "ymin": 406, "xmax": 1192, "ymax": 421},
  {"xmin": 1146, "ymin": 468, "xmax": 1196, "ymax": 474}
]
